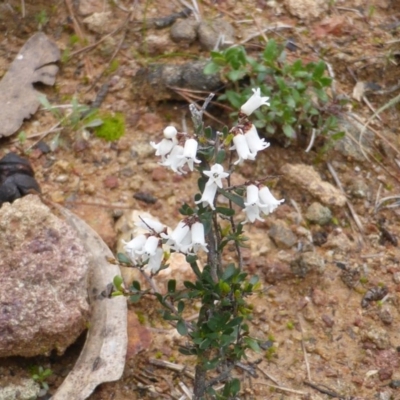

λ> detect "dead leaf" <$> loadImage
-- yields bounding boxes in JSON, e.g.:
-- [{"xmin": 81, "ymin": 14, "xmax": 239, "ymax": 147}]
[
  {"xmin": 0, "ymin": 32, "xmax": 60, "ymax": 138},
  {"xmin": 51, "ymin": 205, "xmax": 127, "ymax": 400},
  {"xmin": 313, "ymin": 16, "xmax": 346, "ymax": 39}
]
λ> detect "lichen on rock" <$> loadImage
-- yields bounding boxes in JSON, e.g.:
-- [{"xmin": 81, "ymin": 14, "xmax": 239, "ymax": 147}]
[{"xmin": 0, "ymin": 195, "xmax": 90, "ymax": 357}]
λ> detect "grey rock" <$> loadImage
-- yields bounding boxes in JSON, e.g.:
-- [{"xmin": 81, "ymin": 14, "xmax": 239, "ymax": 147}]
[
  {"xmin": 0, "ymin": 195, "xmax": 90, "ymax": 357},
  {"xmin": 197, "ymin": 19, "xmax": 235, "ymax": 50},
  {"xmin": 170, "ymin": 19, "xmax": 199, "ymax": 44},
  {"xmin": 132, "ymin": 61, "xmax": 222, "ymax": 102},
  {"xmin": 268, "ymin": 220, "xmax": 297, "ymax": 249},
  {"xmin": 305, "ymin": 202, "xmax": 332, "ymax": 225},
  {"xmin": 0, "ymin": 378, "xmax": 40, "ymax": 400},
  {"xmin": 290, "ymin": 251, "xmax": 325, "ymax": 277}
]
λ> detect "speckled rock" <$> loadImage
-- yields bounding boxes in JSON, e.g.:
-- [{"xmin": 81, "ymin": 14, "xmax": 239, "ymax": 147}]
[
  {"xmin": 268, "ymin": 220, "xmax": 297, "ymax": 249},
  {"xmin": 284, "ymin": 0, "xmax": 328, "ymax": 20},
  {"xmin": 83, "ymin": 11, "xmax": 113, "ymax": 34},
  {"xmin": 290, "ymin": 251, "xmax": 325, "ymax": 277},
  {"xmin": 0, "ymin": 195, "xmax": 90, "ymax": 357},
  {"xmin": 305, "ymin": 202, "xmax": 332, "ymax": 225},
  {"xmin": 363, "ymin": 326, "xmax": 391, "ymax": 350},
  {"xmin": 170, "ymin": 19, "xmax": 199, "ymax": 44},
  {"xmin": 197, "ymin": 19, "xmax": 235, "ymax": 49},
  {"xmin": 0, "ymin": 378, "xmax": 40, "ymax": 400},
  {"xmin": 280, "ymin": 163, "xmax": 347, "ymax": 207}
]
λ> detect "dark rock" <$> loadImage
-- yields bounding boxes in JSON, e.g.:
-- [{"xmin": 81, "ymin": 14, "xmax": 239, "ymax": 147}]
[
  {"xmin": 0, "ymin": 195, "xmax": 90, "ymax": 357},
  {"xmin": 132, "ymin": 61, "xmax": 222, "ymax": 102}
]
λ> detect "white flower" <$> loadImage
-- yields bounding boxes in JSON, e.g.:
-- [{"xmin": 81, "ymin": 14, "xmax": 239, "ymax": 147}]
[
  {"xmin": 245, "ymin": 124, "xmax": 270, "ymax": 154},
  {"xmin": 240, "ymin": 87, "xmax": 270, "ymax": 116},
  {"xmin": 150, "ymin": 138, "xmax": 176, "ymax": 161},
  {"xmin": 136, "ymin": 217, "xmax": 165, "ymax": 234},
  {"xmin": 190, "ymin": 221, "xmax": 208, "ymax": 253},
  {"xmin": 177, "ymin": 138, "xmax": 201, "ymax": 172},
  {"xmin": 163, "ymin": 126, "xmax": 178, "ymax": 139},
  {"xmin": 145, "ymin": 246, "xmax": 164, "ymax": 274},
  {"xmin": 231, "ymin": 133, "xmax": 256, "ymax": 165},
  {"xmin": 243, "ymin": 185, "xmax": 264, "ymax": 223},
  {"xmin": 195, "ymin": 182, "xmax": 218, "ymax": 210},
  {"xmin": 160, "ymin": 145, "xmax": 185, "ymax": 174},
  {"xmin": 164, "ymin": 220, "xmax": 191, "ymax": 252},
  {"xmin": 123, "ymin": 234, "xmax": 147, "ymax": 263},
  {"xmin": 137, "ymin": 235, "xmax": 160, "ymax": 260},
  {"xmin": 258, "ymin": 186, "xmax": 285, "ymax": 214},
  {"xmin": 203, "ymin": 164, "xmax": 229, "ymax": 188}
]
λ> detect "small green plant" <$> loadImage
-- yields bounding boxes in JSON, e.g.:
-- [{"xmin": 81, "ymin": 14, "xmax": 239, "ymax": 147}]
[
  {"xmin": 204, "ymin": 40, "xmax": 343, "ymax": 145},
  {"xmin": 93, "ymin": 112, "xmax": 125, "ymax": 141},
  {"xmin": 30, "ymin": 365, "xmax": 52, "ymax": 393},
  {"xmin": 35, "ymin": 10, "xmax": 49, "ymax": 30}
]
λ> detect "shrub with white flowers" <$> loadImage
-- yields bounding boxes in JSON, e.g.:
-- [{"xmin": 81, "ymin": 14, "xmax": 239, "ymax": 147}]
[{"xmin": 114, "ymin": 88, "xmax": 284, "ymax": 399}]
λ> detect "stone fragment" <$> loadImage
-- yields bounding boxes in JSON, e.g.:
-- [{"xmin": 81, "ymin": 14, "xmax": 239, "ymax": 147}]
[
  {"xmin": 0, "ymin": 195, "xmax": 90, "ymax": 357},
  {"xmin": 83, "ymin": 12, "xmax": 113, "ymax": 34},
  {"xmin": 305, "ymin": 202, "xmax": 332, "ymax": 225},
  {"xmin": 268, "ymin": 220, "xmax": 297, "ymax": 249},
  {"xmin": 284, "ymin": 0, "xmax": 328, "ymax": 20},
  {"xmin": 0, "ymin": 378, "xmax": 40, "ymax": 400},
  {"xmin": 197, "ymin": 19, "xmax": 235, "ymax": 49},
  {"xmin": 363, "ymin": 327, "xmax": 391, "ymax": 350},
  {"xmin": 170, "ymin": 19, "xmax": 199, "ymax": 44},
  {"xmin": 280, "ymin": 163, "xmax": 346, "ymax": 207}
]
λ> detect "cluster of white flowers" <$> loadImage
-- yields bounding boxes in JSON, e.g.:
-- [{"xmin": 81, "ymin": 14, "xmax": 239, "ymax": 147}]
[
  {"xmin": 150, "ymin": 126, "xmax": 201, "ymax": 174},
  {"xmin": 126, "ymin": 88, "xmax": 284, "ymax": 273},
  {"xmin": 164, "ymin": 218, "xmax": 208, "ymax": 254},
  {"xmin": 244, "ymin": 184, "xmax": 284, "ymax": 223},
  {"xmin": 123, "ymin": 218, "xmax": 166, "ymax": 274}
]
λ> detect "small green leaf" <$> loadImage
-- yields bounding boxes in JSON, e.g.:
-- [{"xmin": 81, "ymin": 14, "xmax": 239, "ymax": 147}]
[
  {"xmin": 283, "ymin": 124, "xmax": 296, "ymax": 138},
  {"xmin": 177, "ymin": 300, "xmax": 185, "ymax": 314},
  {"xmin": 177, "ymin": 320, "xmax": 188, "ymax": 335},
  {"xmin": 131, "ymin": 280, "xmax": 141, "ymax": 291},
  {"xmin": 113, "ymin": 275, "xmax": 124, "ymax": 291},
  {"xmin": 218, "ymin": 188, "xmax": 245, "ymax": 208},
  {"xmin": 167, "ymin": 279, "xmax": 176, "ymax": 293},
  {"xmin": 129, "ymin": 294, "xmax": 141, "ymax": 303},
  {"xmin": 244, "ymin": 337, "xmax": 261, "ymax": 352},
  {"xmin": 215, "ymin": 206, "xmax": 235, "ymax": 216},
  {"xmin": 203, "ymin": 62, "xmax": 220, "ymax": 75},
  {"xmin": 117, "ymin": 252, "xmax": 131, "ymax": 264}
]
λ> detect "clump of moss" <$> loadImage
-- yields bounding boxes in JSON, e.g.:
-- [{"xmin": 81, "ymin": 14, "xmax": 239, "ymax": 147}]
[{"xmin": 94, "ymin": 112, "xmax": 125, "ymax": 141}]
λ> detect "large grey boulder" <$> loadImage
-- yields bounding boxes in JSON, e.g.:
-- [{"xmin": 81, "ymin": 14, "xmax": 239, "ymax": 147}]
[{"xmin": 0, "ymin": 195, "xmax": 90, "ymax": 357}]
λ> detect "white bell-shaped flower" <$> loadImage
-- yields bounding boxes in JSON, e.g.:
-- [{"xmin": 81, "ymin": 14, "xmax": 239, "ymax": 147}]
[
  {"xmin": 231, "ymin": 133, "xmax": 256, "ymax": 165},
  {"xmin": 136, "ymin": 217, "xmax": 165, "ymax": 234},
  {"xmin": 245, "ymin": 124, "xmax": 270, "ymax": 154},
  {"xmin": 161, "ymin": 145, "xmax": 185, "ymax": 174},
  {"xmin": 150, "ymin": 138, "xmax": 176, "ymax": 161},
  {"xmin": 137, "ymin": 235, "xmax": 160, "ymax": 260},
  {"xmin": 145, "ymin": 246, "xmax": 164, "ymax": 274},
  {"xmin": 163, "ymin": 125, "xmax": 178, "ymax": 139},
  {"xmin": 123, "ymin": 234, "xmax": 147, "ymax": 263},
  {"xmin": 195, "ymin": 182, "xmax": 218, "ymax": 210},
  {"xmin": 190, "ymin": 221, "xmax": 208, "ymax": 253},
  {"xmin": 164, "ymin": 220, "xmax": 191, "ymax": 252},
  {"xmin": 177, "ymin": 138, "xmax": 201, "ymax": 172},
  {"xmin": 240, "ymin": 87, "xmax": 270, "ymax": 116},
  {"xmin": 258, "ymin": 186, "xmax": 285, "ymax": 214},
  {"xmin": 243, "ymin": 185, "xmax": 264, "ymax": 223},
  {"xmin": 203, "ymin": 163, "xmax": 229, "ymax": 188}
]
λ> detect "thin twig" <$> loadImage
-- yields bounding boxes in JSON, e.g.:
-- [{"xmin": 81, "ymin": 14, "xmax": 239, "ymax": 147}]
[
  {"xmin": 305, "ymin": 128, "xmax": 316, "ymax": 153},
  {"xmin": 179, "ymin": 382, "xmax": 193, "ymax": 398},
  {"xmin": 256, "ymin": 366, "xmax": 280, "ymax": 385},
  {"xmin": 149, "ymin": 359, "xmax": 195, "ymax": 380},
  {"xmin": 254, "ymin": 381, "xmax": 307, "ymax": 395},
  {"xmin": 304, "ymin": 380, "xmax": 345, "ymax": 399},
  {"xmin": 298, "ymin": 316, "xmax": 311, "ymax": 382}
]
